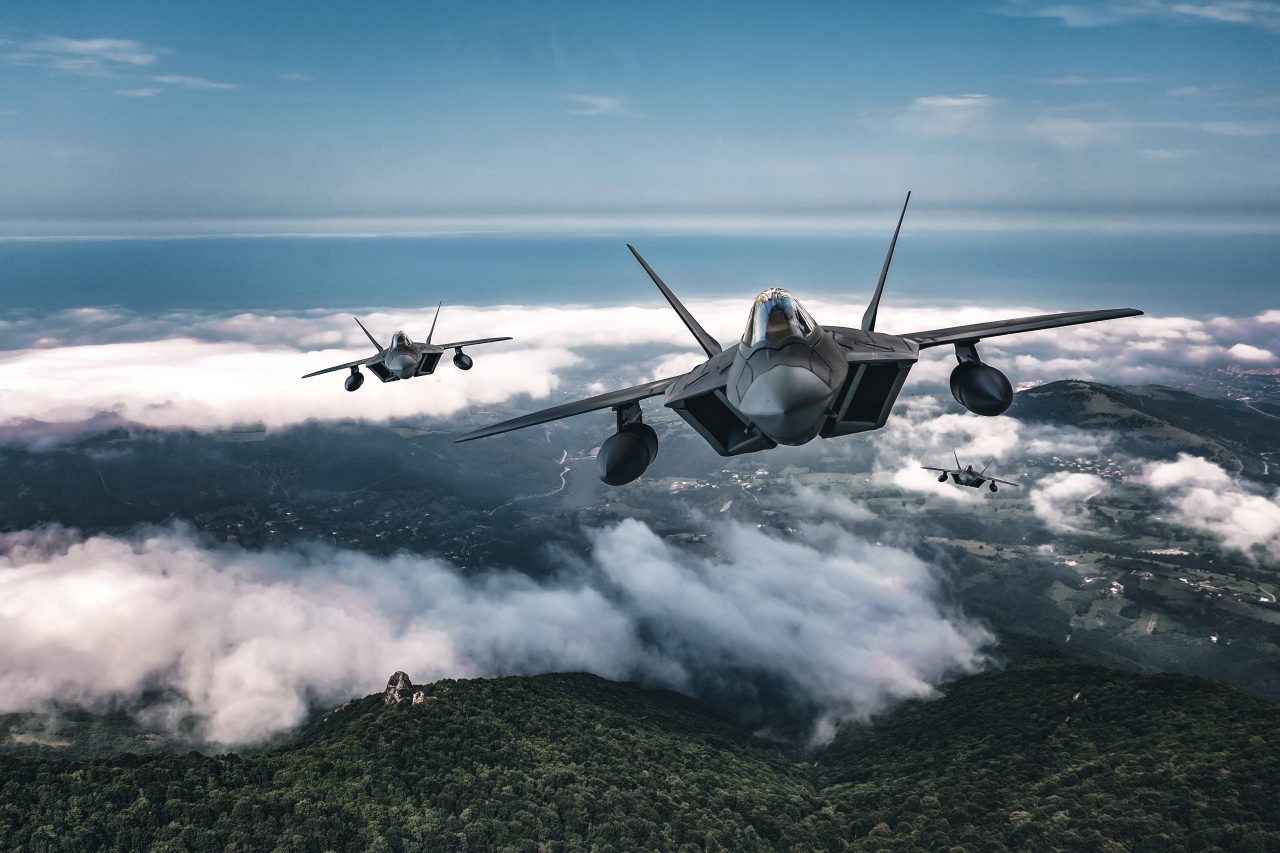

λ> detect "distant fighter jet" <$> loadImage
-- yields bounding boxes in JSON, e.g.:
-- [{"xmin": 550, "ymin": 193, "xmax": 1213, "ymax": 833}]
[
  {"xmin": 457, "ymin": 193, "xmax": 1142, "ymax": 485},
  {"xmin": 924, "ymin": 452, "xmax": 1020, "ymax": 492},
  {"xmin": 302, "ymin": 305, "xmax": 512, "ymax": 391}
]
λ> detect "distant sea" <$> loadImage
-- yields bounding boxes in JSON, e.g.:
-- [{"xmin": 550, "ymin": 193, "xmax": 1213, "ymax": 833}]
[{"xmin": 1, "ymin": 231, "xmax": 1275, "ymax": 316}]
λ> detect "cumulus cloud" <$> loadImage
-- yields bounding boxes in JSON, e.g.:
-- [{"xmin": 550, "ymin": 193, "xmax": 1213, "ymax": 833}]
[
  {"xmin": 1142, "ymin": 453, "xmax": 1280, "ymax": 558},
  {"xmin": 783, "ymin": 484, "xmax": 877, "ymax": 523},
  {"xmin": 1029, "ymin": 471, "xmax": 1110, "ymax": 531},
  {"xmin": 866, "ymin": 394, "xmax": 1109, "ymax": 502},
  {"xmin": 1227, "ymin": 342, "xmax": 1275, "ymax": 362},
  {"xmin": 0, "ymin": 519, "xmax": 988, "ymax": 745}
]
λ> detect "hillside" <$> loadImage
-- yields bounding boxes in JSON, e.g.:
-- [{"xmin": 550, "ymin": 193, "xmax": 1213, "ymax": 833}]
[
  {"xmin": 1013, "ymin": 380, "xmax": 1278, "ymax": 482},
  {"xmin": 2, "ymin": 664, "xmax": 1277, "ymax": 851}
]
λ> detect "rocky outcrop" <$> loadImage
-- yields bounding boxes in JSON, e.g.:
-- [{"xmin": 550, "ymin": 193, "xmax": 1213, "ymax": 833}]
[
  {"xmin": 411, "ymin": 690, "xmax": 426, "ymax": 705},
  {"xmin": 383, "ymin": 671, "xmax": 412, "ymax": 705}
]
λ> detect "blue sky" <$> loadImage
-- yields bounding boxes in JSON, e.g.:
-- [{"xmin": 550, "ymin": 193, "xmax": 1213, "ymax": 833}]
[{"xmin": 1, "ymin": 0, "xmax": 1277, "ymax": 222}]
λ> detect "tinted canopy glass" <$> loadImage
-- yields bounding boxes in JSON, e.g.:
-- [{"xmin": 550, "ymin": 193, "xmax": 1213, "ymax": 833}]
[
  {"xmin": 391, "ymin": 332, "xmax": 411, "ymax": 348},
  {"xmin": 742, "ymin": 288, "xmax": 818, "ymax": 345}
]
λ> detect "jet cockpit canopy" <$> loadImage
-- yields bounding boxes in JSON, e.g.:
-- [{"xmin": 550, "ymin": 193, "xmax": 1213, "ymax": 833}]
[
  {"xmin": 391, "ymin": 331, "xmax": 411, "ymax": 349},
  {"xmin": 742, "ymin": 288, "xmax": 819, "ymax": 346}
]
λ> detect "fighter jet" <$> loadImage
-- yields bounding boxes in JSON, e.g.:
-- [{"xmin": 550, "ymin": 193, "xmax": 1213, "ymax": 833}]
[
  {"xmin": 924, "ymin": 452, "xmax": 1020, "ymax": 492},
  {"xmin": 302, "ymin": 305, "xmax": 512, "ymax": 391},
  {"xmin": 457, "ymin": 193, "xmax": 1142, "ymax": 485}
]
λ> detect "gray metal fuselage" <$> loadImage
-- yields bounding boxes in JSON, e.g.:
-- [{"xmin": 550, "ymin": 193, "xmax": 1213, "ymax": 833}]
[
  {"xmin": 658, "ymin": 317, "xmax": 918, "ymax": 456},
  {"xmin": 369, "ymin": 332, "xmax": 447, "ymax": 382},
  {"xmin": 949, "ymin": 466, "xmax": 988, "ymax": 488}
]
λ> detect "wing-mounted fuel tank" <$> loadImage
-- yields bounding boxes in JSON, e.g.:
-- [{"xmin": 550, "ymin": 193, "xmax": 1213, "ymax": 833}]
[
  {"xmin": 596, "ymin": 402, "xmax": 660, "ymax": 485},
  {"xmin": 949, "ymin": 342, "xmax": 1013, "ymax": 416}
]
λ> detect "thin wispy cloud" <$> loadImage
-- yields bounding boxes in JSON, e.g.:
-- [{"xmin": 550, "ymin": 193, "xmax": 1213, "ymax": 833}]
[
  {"xmin": 1039, "ymin": 74, "xmax": 1150, "ymax": 85},
  {"xmin": 1028, "ymin": 115, "xmax": 1280, "ymax": 149},
  {"xmin": 1004, "ymin": 1, "xmax": 1280, "ymax": 33},
  {"xmin": 150, "ymin": 74, "xmax": 237, "ymax": 91},
  {"xmin": 1167, "ymin": 84, "xmax": 1232, "ymax": 96},
  {"xmin": 114, "ymin": 88, "xmax": 160, "ymax": 98},
  {"xmin": 4, "ymin": 36, "xmax": 167, "ymax": 75},
  {"xmin": 913, "ymin": 93, "xmax": 1005, "ymax": 108},
  {"xmin": 559, "ymin": 94, "xmax": 640, "ymax": 117},
  {"xmin": 1138, "ymin": 146, "xmax": 1194, "ymax": 159},
  {"xmin": 899, "ymin": 93, "xmax": 1005, "ymax": 137}
]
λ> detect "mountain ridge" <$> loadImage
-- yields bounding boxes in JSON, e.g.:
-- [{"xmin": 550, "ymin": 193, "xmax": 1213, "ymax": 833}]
[{"xmin": 1013, "ymin": 380, "xmax": 1278, "ymax": 481}]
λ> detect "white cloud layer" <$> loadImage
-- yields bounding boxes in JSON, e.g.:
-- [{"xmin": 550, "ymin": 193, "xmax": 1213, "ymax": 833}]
[
  {"xmin": 0, "ymin": 302, "xmax": 1275, "ymax": 438},
  {"xmin": 1142, "ymin": 454, "xmax": 1280, "ymax": 558},
  {"xmin": 0, "ymin": 519, "xmax": 988, "ymax": 745}
]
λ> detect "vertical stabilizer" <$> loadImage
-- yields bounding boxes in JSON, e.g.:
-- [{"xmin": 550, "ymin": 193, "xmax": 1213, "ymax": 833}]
[
  {"xmin": 953, "ymin": 449, "xmax": 961, "ymax": 470},
  {"xmin": 427, "ymin": 302, "xmax": 442, "ymax": 345},
  {"xmin": 627, "ymin": 244, "xmax": 722, "ymax": 357},
  {"xmin": 861, "ymin": 191, "xmax": 911, "ymax": 332},
  {"xmin": 354, "ymin": 317, "xmax": 384, "ymax": 353}
]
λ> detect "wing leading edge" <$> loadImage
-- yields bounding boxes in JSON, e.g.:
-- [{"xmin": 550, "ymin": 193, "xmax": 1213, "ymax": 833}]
[
  {"xmin": 301, "ymin": 355, "xmax": 379, "ymax": 379},
  {"xmin": 433, "ymin": 336, "xmax": 514, "ymax": 350},
  {"xmin": 903, "ymin": 308, "xmax": 1142, "ymax": 349},
  {"xmin": 456, "ymin": 376, "xmax": 678, "ymax": 442}
]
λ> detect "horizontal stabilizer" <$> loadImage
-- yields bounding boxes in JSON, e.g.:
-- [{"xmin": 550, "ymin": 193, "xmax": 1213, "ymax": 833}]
[
  {"xmin": 904, "ymin": 308, "xmax": 1143, "ymax": 349},
  {"xmin": 456, "ymin": 377, "xmax": 676, "ymax": 442},
  {"xmin": 627, "ymin": 245, "xmax": 722, "ymax": 357}
]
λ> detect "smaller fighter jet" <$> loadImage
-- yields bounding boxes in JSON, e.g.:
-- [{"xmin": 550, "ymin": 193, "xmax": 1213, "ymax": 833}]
[
  {"xmin": 302, "ymin": 305, "xmax": 512, "ymax": 391},
  {"xmin": 923, "ymin": 452, "xmax": 1020, "ymax": 492}
]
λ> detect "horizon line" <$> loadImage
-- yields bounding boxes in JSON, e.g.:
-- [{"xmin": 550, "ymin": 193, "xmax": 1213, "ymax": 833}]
[{"xmin": 3, "ymin": 209, "xmax": 1280, "ymax": 241}]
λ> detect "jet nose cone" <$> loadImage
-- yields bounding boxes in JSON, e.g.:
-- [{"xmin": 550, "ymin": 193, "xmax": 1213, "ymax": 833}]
[
  {"xmin": 386, "ymin": 353, "xmax": 417, "ymax": 379},
  {"xmin": 735, "ymin": 365, "xmax": 835, "ymax": 445}
]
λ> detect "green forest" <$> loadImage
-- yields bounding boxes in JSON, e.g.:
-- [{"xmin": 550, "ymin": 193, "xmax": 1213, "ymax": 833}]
[{"xmin": 2, "ymin": 657, "xmax": 1277, "ymax": 852}]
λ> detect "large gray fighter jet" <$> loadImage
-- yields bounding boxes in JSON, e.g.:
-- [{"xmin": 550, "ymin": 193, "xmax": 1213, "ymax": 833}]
[
  {"xmin": 302, "ymin": 305, "xmax": 512, "ymax": 391},
  {"xmin": 457, "ymin": 194, "xmax": 1142, "ymax": 485},
  {"xmin": 924, "ymin": 452, "xmax": 1020, "ymax": 492}
]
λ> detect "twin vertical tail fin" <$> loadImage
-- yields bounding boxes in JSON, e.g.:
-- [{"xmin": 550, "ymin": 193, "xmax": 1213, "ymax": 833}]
[
  {"xmin": 426, "ymin": 301, "xmax": 442, "ymax": 345},
  {"xmin": 861, "ymin": 191, "xmax": 911, "ymax": 333},
  {"xmin": 627, "ymin": 244, "xmax": 722, "ymax": 357},
  {"xmin": 354, "ymin": 317, "xmax": 385, "ymax": 353}
]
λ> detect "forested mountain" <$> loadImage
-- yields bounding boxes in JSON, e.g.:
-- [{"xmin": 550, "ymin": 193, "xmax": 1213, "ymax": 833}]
[{"xmin": 3, "ymin": 659, "xmax": 1277, "ymax": 851}]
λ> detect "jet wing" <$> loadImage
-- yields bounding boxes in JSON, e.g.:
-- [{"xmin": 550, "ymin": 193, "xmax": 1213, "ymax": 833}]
[
  {"xmin": 903, "ymin": 308, "xmax": 1142, "ymax": 349},
  {"xmin": 989, "ymin": 477, "xmax": 1021, "ymax": 487},
  {"xmin": 433, "ymin": 336, "xmax": 514, "ymax": 349},
  {"xmin": 920, "ymin": 466, "xmax": 953, "ymax": 473},
  {"xmin": 456, "ymin": 377, "xmax": 677, "ymax": 442},
  {"xmin": 301, "ymin": 355, "xmax": 380, "ymax": 379}
]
